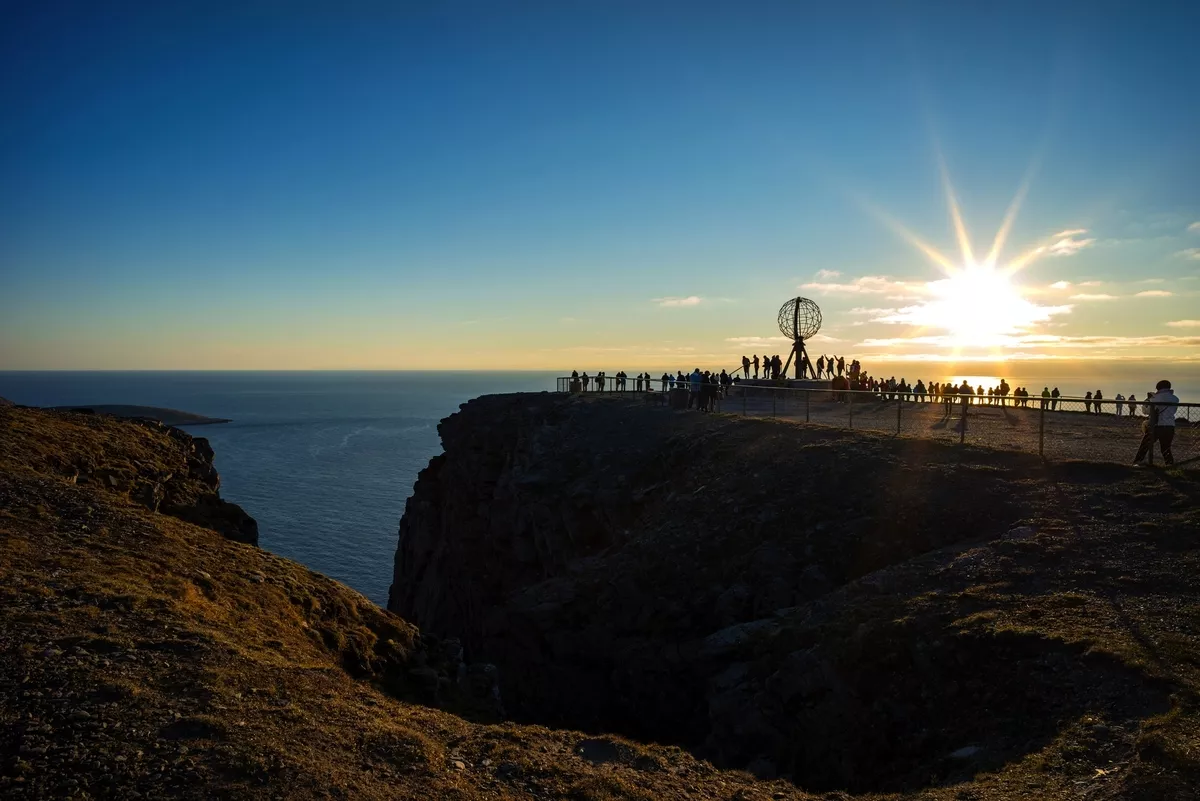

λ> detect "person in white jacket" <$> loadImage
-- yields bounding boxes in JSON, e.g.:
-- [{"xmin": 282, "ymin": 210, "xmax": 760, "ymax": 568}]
[{"xmin": 1133, "ymin": 380, "xmax": 1180, "ymax": 466}]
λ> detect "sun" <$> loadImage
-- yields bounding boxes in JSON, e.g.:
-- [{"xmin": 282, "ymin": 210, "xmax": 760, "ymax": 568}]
[
  {"xmin": 922, "ymin": 264, "xmax": 1053, "ymax": 346},
  {"xmin": 862, "ymin": 153, "xmax": 1074, "ymax": 351}
]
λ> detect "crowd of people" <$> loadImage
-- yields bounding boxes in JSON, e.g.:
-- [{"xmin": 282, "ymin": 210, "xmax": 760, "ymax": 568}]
[
  {"xmin": 568, "ymin": 366, "xmax": 1183, "ymax": 466},
  {"xmin": 569, "ymin": 366, "xmax": 1178, "ymax": 420},
  {"xmin": 737, "ymin": 353, "xmax": 854, "ymax": 380}
]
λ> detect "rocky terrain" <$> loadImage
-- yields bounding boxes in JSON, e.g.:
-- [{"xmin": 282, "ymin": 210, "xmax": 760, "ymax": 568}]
[
  {"xmin": 0, "ymin": 404, "xmax": 822, "ymax": 800},
  {"xmin": 4, "ymin": 398, "xmax": 1200, "ymax": 800},
  {"xmin": 392, "ymin": 393, "xmax": 1200, "ymax": 798}
]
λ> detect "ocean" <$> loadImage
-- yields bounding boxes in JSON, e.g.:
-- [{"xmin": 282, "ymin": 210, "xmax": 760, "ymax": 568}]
[{"xmin": 0, "ymin": 371, "xmax": 559, "ymax": 605}]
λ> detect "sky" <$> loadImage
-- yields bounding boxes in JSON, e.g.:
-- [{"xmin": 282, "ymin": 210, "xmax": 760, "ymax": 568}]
[{"xmin": 2, "ymin": 1, "xmax": 1199, "ymax": 371}]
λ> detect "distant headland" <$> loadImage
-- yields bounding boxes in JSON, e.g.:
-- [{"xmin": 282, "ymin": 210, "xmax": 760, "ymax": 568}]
[{"xmin": 48, "ymin": 404, "xmax": 231, "ymax": 426}]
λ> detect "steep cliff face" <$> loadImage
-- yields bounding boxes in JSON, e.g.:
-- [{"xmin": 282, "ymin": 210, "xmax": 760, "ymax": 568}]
[
  {"xmin": 391, "ymin": 393, "xmax": 1200, "ymax": 793},
  {"xmin": 5, "ymin": 404, "xmax": 778, "ymax": 801}
]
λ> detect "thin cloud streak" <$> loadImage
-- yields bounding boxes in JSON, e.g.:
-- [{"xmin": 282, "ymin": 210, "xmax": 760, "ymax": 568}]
[{"xmin": 654, "ymin": 296, "xmax": 703, "ymax": 308}]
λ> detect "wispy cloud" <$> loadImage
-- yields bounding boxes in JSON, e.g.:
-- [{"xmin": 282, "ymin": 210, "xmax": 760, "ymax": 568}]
[
  {"xmin": 1134, "ymin": 290, "xmax": 1172, "ymax": 297},
  {"xmin": 1069, "ymin": 293, "xmax": 1118, "ymax": 301},
  {"xmin": 1053, "ymin": 228, "xmax": 1088, "ymax": 237},
  {"xmin": 1047, "ymin": 232, "xmax": 1096, "ymax": 257},
  {"xmin": 1077, "ymin": 280, "xmax": 1104, "ymax": 287},
  {"xmin": 1049, "ymin": 280, "xmax": 1071, "ymax": 290},
  {"xmin": 1167, "ymin": 320, "xmax": 1200, "ymax": 328},
  {"xmin": 726, "ymin": 333, "xmax": 842, "ymax": 348},
  {"xmin": 1177, "ymin": 248, "xmax": 1200, "ymax": 261},
  {"xmin": 858, "ymin": 333, "xmax": 1200, "ymax": 351},
  {"xmin": 654, "ymin": 296, "xmax": 703, "ymax": 308},
  {"xmin": 725, "ymin": 335, "xmax": 790, "ymax": 345},
  {"xmin": 800, "ymin": 275, "xmax": 925, "ymax": 297},
  {"xmin": 1188, "ymin": 221, "xmax": 1200, "ymax": 233},
  {"xmin": 848, "ymin": 306, "xmax": 900, "ymax": 317},
  {"xmin": 814, "ymin": 269, "xmax": 841, "ymax": 280},
  {"xmin": 1137, "ymin": 278, "xmax": 1166, "ymax": 284}
]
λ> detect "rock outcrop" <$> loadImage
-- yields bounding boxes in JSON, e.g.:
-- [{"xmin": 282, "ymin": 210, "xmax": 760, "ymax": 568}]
[
  {"xmin": 391, "ymin": 393, "xmax": 1200, "ymax": 795},
  {"xmin": 0, "ymin": 405, "xmax": 258, "ymax": 544},
  {"xmin": 3, "ymin": 404, "xmax": 788, "ymax": 800}
]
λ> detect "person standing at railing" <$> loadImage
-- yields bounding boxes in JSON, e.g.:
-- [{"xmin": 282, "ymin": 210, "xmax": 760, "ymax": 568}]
[
  {"xmin": 742, "ymin": 355, "xmax": 751, "ymax": 379},
  {"xmin": 1051, "ymin": 387, "xmax": 1060, "ymax": 410},
  {"xmin": 1041, "ymin": 387, "xmax": 1051, "ymax": 409},
  {"xmin": 1134, "ymin": 380, "xmax": 1179, "ymax": 466},
  {"xmin": 581, "ymin": 372, "xmax": 590, "ymax": 391},
  {"xmin": 1115, "ymin": 393, "xmax": 1125, "ymax": 416},
  {"xmin": 1128, "ymin": 393, "xmax": 1137, "ymax": 416},
  {"xmin": 688, "ymin": 368, "xmax": 702, "ymax": 409},
  {"xmin": 752, "ymin": 355, "xmax": 760, "ymax": 379},
  {"xmin": 1093, "ymin": 389, "xmax": 1104, "ymax": 414}
]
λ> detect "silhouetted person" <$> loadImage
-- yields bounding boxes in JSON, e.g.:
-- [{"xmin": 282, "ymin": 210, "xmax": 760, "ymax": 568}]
[
  {"xmin": 837, "ymin": 356, "xmax": 845, "ymax": 377},
  {"xmin": 1084, "ymin": 391, "xmax": 1092, "ymax": 414},
  {"xmin": 1093, "ymin": 389, "xmax": 1103, "ymax": 414},
  {"xmin": 1115, "ymin": 393, "xmax": 1125, "ymax": 417},
  {"xmin": 1051, "ymin": 387, "xmax": 1060, "ymax": 411},
  {"xmin": 752, "ymin": 355, "xmax": 760, "ymax": 379},
  {"xmin": 742, "ymin": 355, "xmax": 750, "ymax": 379},
  {"xmin": 816, "ymin": 355, "xmax": 825, "ymax": 378},
  {"xmin": 1134, "ymin": 380, "xmax": 1179, "ymax": 466},
  {"xmin": 581, "ymin": 372, "xmax": 590, "ymax": 391},
  {"xmin": 1128, "ymin": 392, "xmax": 1137, "ymax": 416},
  {"xmin": 661, "ymin": 373, "xmax": 669, "ymax": 392},
  {"xmin": 688, "ymin": 368, "xmax": 702, "ymax": 409}
]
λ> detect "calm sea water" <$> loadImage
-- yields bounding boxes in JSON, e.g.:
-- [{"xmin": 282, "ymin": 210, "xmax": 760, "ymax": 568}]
[{"xmin": 0, "ymin": 371, "xmax": 558, "ymax": 605}]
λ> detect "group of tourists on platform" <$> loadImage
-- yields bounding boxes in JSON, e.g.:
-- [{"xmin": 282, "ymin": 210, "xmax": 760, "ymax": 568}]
[{"xmin": 737, "ymin": 353, "xmax": 852, "ymax": 380}]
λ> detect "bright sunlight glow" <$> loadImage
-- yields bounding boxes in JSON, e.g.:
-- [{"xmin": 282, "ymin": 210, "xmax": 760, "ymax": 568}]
[
  {"xmin": 862, "ymin": 149, "xmax": 1074, "ymax": 352},
  {"xmin": 900, "ymin": 265, "xmax": 1061, "ymax": 345}
]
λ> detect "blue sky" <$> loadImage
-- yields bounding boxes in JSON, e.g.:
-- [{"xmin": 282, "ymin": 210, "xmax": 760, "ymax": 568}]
[{"xmin": 2, "ymin": 1, "xmax": 1199, "ymax": 369}]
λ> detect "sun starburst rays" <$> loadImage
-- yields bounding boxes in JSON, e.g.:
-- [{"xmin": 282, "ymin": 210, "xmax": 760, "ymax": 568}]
[
  {"xmin": 861, "ymin": 161, "xmax": 1072, "ymax": 349},
  {"xmin": 937, "ymin": 151, "xmax": 976, "ymax": 267}
]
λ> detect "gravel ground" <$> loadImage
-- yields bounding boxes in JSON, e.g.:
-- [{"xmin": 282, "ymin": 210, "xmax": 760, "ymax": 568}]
[{"xmin": 712, "ymin": 390, "xmax": 1200, "ymax": 466}]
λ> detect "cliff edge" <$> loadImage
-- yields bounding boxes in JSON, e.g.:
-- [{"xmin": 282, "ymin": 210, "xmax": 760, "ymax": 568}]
[
  {"xmin": 391, "ymin": 392, "xmax": 1200, "ymax": 797},
  {"xmin": 0, "ymin": 404, "xmax": 811, "ymax": 800}
]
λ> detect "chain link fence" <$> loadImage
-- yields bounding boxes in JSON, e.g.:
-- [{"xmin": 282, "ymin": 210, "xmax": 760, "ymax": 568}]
[{"xmin": 555, "ymin": 377, "xmax": 1198, "ymax": 467}]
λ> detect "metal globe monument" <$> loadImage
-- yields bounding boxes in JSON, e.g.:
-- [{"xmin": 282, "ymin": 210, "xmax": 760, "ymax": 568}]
[{"xmin": 777, "ymin": 297, "xmax": 822, "ymax": 379}]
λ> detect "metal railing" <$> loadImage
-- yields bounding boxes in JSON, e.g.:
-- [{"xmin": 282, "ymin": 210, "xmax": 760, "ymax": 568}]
[{"xmin": 554, "ymin": 377, "xmax": 1198, "ymax": 467}]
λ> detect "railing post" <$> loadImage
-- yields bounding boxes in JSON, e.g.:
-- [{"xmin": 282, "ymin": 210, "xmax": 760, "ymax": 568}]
[
  {"xmin": 1039, "ymin": 399, "xmax": 1046, "ymax": 458},
  {"xmin": 959, "ymin": 397, "xmax": 967, "ymax": 445}
]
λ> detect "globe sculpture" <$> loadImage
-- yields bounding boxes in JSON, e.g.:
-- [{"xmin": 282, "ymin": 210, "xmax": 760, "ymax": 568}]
[{"xmin": 777, "ymin": 297, "xmax": 823, "ymax": 380}]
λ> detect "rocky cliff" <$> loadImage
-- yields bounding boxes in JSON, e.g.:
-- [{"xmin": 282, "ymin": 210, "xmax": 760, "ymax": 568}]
[
  {"xmin": 0, "ymin": 403, "xmax": 821, "ymax": 800},
  {"xmin": 1, "ymin": 406, "xmax": 257, "ymax": 544},
  {"xmin": 391, "ymin": 392, "xmax": 1200, "ymax": 796}
]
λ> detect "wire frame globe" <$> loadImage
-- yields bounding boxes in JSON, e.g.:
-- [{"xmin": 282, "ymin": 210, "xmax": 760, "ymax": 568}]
[{"xmin": 778, "ymin": 297, "xmax": 822, "ymax": 340}]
